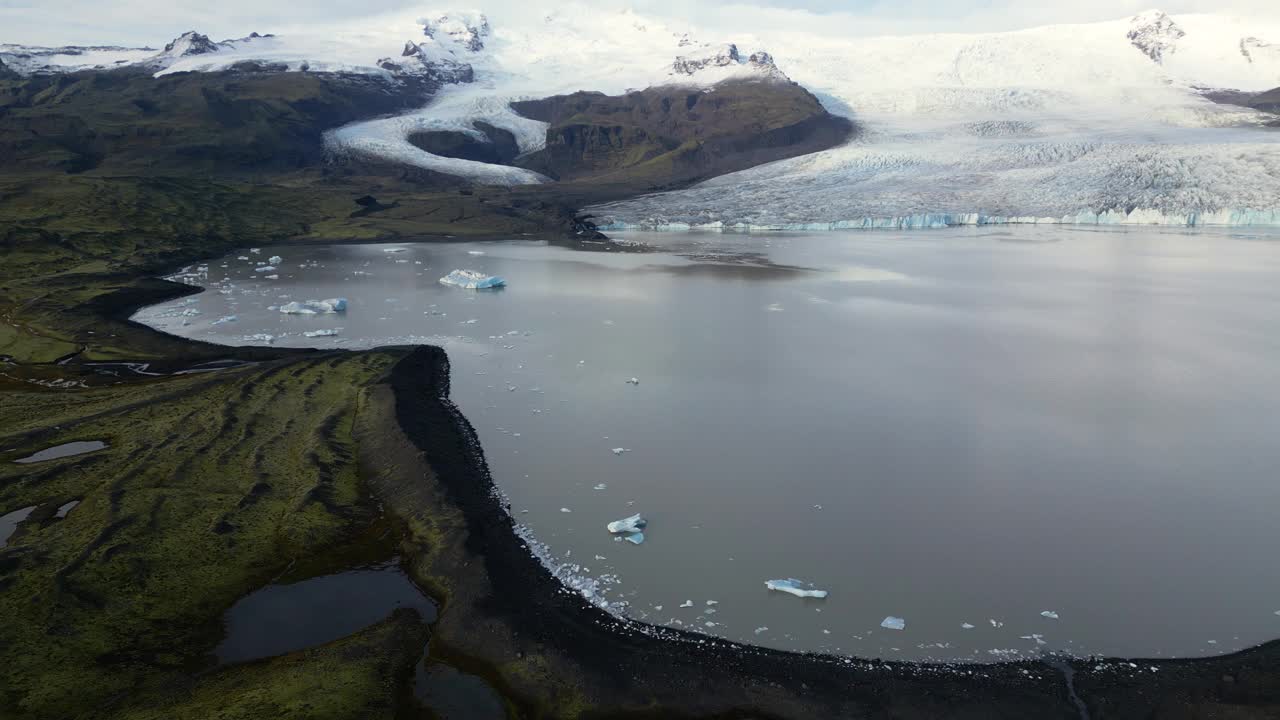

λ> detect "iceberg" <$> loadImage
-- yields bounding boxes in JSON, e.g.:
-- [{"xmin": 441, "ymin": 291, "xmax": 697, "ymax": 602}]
[
  {"xmin": 268, "ymin": 255, "xmax": 282, "ymax": 264},
  {"xmin": 303, "ymin": 329, "xmax": 340, "ymax": 338},
  {"xmin": 606, "ymin": 513, "xmax": 646, "ymax": 534},
  {"xmin": 440, "ymin": 269, "xmax": 506, "ymax": 289},
  {"xmin": 606, "ymin": 513, "xmax": 646, "ymax": 545},
  {"xmin": 253, "ymin": 266, "xmax": 276, "ymax": 272},
  {"xmin": 279, "ymin": 298, "xmax": 348, "ymax": 314},
  {"xmin": 881, "ymin": 616, "xmax": 906, "ymax": 631},
  {"xmin": 764, "ymin": 578, "xmax": 828, "ymax": 599},
  {"xmin": 1041, "ymin": 610, "xmax": 1060, "ymax": 619}
]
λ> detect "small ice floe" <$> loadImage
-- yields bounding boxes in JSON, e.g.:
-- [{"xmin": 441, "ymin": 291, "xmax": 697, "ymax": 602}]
[
  {"xmin": 754, "ymin": 627, "xmax": 768, "ymax": 635},
  {"xmin": 268, "ymin": 255, "xmax": 282, "ymax": 264},
  {"xmin": 764, "ymin": 579, "xmax": 828, "ymax": 599},
  {"xmin": 249, "ymin": 248, "xmax": 261, "ymax": 254},
  {"xmin": 611, "ymin": 448, "xmax": 629, "ymax": 455},
  {"xmin": 593, "ymin": 483, "xmax": 607, "ymax": 491},
  {"xmin": 467, "ymin": 250, "xmax": 485, "ymax": 255},
  {"xmin": 559, "ymin": 507, "xmax": 572, "ymax": 513},
  {"xmin": 680, "ymin": 600, "xmax": 694, "ymax": 608},
  {"xmin": 1020, "ymin": 634, "xmax": 1048, "ymax": 646},
  {"xmin": 606, "ymin": 513, "xmax": 646, "ymax": 545},
  {"xmin": 303, "ymin": 329, "xmax": 340, "ymax": 338},
  {"xmin": 440, "ymin": 269, "xmax": 505, "ymax": 289},
  {"xmin": 990, "ymin": 619, "xmax": 1004, "ymax": 628},
  {"xmin": 766, "ymin": 303, "xmax": 784, "ymax": 312},
  {"xmin": 881, "ymin": 616, "xmax": 906, "ymax": 631},
  {"xmin": 254, "ymin": 266, "xmax": 276, "ymax": 273},
  {"xmin": 961, "ymin": 623, "xmax": 976, "ymax": 630},
  {"xmin": 607, "ymin": 514, "xmax": 646, "ymax": 534},
  {"xmin": 264, "ymin": 275, "xmax": 278, "ymax": 280},
  {"xmin": 244, "ymin": 333, "xmax": 275, "ymax": 344},
  {"xmin": 1041, "ymin": 610, "xmax": 1060, "ymax": 620},
  {"xmin": 237, "ymin": 255, "xmax": 250, "ymax": 261},
  {"xmin": 706, "ymin": 600, "xmax": 718, "ymax": 606},
  {"xmin": 383, "ymin": 247, "xmax": 407, "ymax": 253},
  {"xmin": 279, "ymin": 298, "xmax": 347, "ymax": 314},
  {"xmin": 625, "ymin": 377, "xmax": 640, "ymax": 385},
  {"xmin": 211, "ymin": 315, "xmax": 237, "ymax": 325}
]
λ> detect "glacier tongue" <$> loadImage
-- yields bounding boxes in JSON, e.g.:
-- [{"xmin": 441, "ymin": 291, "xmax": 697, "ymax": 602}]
[{"xmin": 592, "ymin": 115, "xmax": 1280, "ymax": 231}]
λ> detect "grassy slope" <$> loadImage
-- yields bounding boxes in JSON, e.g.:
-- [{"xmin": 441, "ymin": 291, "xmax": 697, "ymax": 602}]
[
  {"xmin": 511, "ymin": 78, "xmax": 853, "ymax": 193},
  {"xmin": 0, "ymin": 351, "xmax": 416, "ymax": 719}
]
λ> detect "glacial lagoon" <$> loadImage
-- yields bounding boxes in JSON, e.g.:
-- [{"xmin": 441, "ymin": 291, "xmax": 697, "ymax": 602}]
[{"xmin": 135, "ymin": 226, "xmax": 1280, "ymax": 662}]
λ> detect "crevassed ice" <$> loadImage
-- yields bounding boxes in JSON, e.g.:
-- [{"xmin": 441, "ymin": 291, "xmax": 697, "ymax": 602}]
[{"xmin": 593, "ymin": 118, "xmax": 1280, "ymax": 230}]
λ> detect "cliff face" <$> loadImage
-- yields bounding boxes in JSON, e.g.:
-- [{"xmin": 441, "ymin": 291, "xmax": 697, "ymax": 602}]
[{"xmin": 510, "ymin": 78, "xmax": 854, "ymax": 191}]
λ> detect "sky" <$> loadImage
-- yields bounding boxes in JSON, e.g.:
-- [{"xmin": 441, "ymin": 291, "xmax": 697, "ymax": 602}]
[{"xmin": 3, "ymin": 0, "xmax": 1280, "ymax": 47}]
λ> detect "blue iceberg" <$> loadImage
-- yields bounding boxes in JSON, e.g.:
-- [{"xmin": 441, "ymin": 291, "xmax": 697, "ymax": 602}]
[{"xmin": 440, "ymin": 269, "xmax": 506, "ymax": 289}]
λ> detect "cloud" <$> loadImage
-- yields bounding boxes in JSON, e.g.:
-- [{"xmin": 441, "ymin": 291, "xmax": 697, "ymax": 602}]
[{"xmin": 3, "ymin": 0, "xmax": 1279, "ymax": 47}]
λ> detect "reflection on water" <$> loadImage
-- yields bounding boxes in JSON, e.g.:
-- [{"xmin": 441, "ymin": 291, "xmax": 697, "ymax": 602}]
[
  {"xmin": 13, "ymin": 440, "xmax": 107, "ymax": 464},
  {"xmin": 138, "ymin": 226, "xmax": 1280, "ymax": 661},
  {"xmin": 217, "ymin": 561, "xmax": 435, "ymax": 664}
]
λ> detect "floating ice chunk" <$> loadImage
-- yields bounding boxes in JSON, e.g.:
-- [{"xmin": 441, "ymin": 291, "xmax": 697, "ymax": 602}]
[
  {"xmin": 1041, "ymin": 610, "xmax": 1060, "ymax": 620},
  {"xmin": 961, "ymin": 623, "xmax": 976, "ymax": 629},
  {"xmin": 680, "ymin": 600, "xmax": 694, "ymax": 608},
  {"xmin": 249, "ymin": 248, "xmax": 261, "ymax": 254},
  {"xmin": 881, "ymin": 616, "xmax": 906, "ymax": 631},
  {"xmin": 626, "ymin": 377, "xmax": 640, "ymax": 385},
  {"xmin": 279, "ymin": 298, "xmax": 347, "ymax": 314},
  {"xmin": 264, "ymin": 274, "xmax": 279, "ymax": 279},
  {"xmin": 606, "ymin": 514, "xmax": 646, "ymax": 534},
  {"xmin": 237, "ymin": 256, "xmax": 249, "ymax": 260},
  {"xmin": 303, "ymin": 329, "xmax": 340, "ymax": 338},
  {"xmin": 611, "ymin": 448, "xmax": 629, "ymax": 455},
  {"xmin": 754, "ymin": 626, "xmax": 768, "ymax": 635},
  {"xmin": 764, "ymin": 578, "xmax": 828, "ymax": 599},
  {"xmin": 623, "ymin": 532, "xmax": 645, "ymax": 545},
  {"xmin": 706, "ymin": 600, "xmax": 718, "ymax": 606},
  {"xmin": 467, "ymin": 250, "xmax": 485, "ymax": 255},
  {"xmin": 440, "ymin": 269, "xmax": 505, "ymax": 289},
  {"xmin": 382, "ymin": 247, "xmax": 407, "ymax": 253},
  {"xmin": 211, "ymin": 315, "xmax": 237, "ymax": 325},
  {"xmin": 559, "ymin": 507, "xmax": 572, "ymax": 513},
  {"xmin": 766, "ymin": 303, "xmax": 784, "ymax": 312},
  {"xmin": 593, "ymin": 483, "xmax": 607, "ymax": 490},
  {"xmin": 268, "ymin": 255, "xmax": 282, "ymax": 264},
  {"xmin": 254, "ymin": 266, "xmax": 276, "ymax": 273},
  {"xmin": 245, "ymin": 333, "xmax": 275, "ymax": 344},
  {"xmin": 990, "ymin": 619, "xmax": 1004, "ymax": 628}
]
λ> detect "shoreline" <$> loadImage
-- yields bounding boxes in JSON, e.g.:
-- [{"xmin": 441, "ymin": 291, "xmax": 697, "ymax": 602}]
[{"xmin": 6, "ymin": 237, "xmax": 1280, "ymax": 718}]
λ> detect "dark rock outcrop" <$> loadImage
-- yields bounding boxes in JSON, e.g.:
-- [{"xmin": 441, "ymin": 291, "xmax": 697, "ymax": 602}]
[
  {"xmin": 1127, "ymin": 10, "xmax": 1184, "ymax": 64},
  {"xmin": 510, "ymin": 78, "xmax": 854, "ymax": 192},
  {"xmin": 407, "ymin": 121, "xmax": 519, "ymax": 165}
]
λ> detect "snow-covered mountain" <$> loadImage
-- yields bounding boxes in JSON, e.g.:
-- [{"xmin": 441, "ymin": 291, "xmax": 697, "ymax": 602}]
[{"xmin": 4, "ymin": 6, "xmax": 1280, "ymax": 226}]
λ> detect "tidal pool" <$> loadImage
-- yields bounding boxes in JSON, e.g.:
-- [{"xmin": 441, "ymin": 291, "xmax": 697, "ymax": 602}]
[{"xmin": 136, "ymin": 227, "xmax": 1280, "ymax": 661}]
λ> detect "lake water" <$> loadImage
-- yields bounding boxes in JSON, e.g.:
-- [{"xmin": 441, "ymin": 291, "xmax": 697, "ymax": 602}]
[{"xmin": 135, "ymin": 227, "xmax": 1280, "ymax": 662}]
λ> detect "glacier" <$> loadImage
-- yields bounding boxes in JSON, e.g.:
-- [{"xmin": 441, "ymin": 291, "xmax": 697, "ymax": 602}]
[{"xmin": 9, "ymin": 6, "xmax": 1280, "ymax": 223}]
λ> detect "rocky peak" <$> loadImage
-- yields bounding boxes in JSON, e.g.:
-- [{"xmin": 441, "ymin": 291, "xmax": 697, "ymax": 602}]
[
  {"xmin": 421, "ymin": 12, "xmax": 491, "ymax": 52},
  {"xmin": 1127, "ymin": 10, "xmax": 1184, "ymax": 64},
  {"xmin": 1240, "ymin": 37, "xmax": 1278, "ymax": 65},
  {"xmin": 672, "ymin": 43, "xmax": 741, "ymax": 75},
  {"xmin": 162, "ymin": 31, "xmax": 221, "ymax": 57},
  {"xmin": 671, "ymin": 43, "xmax": 781, "ymax": 79}
]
